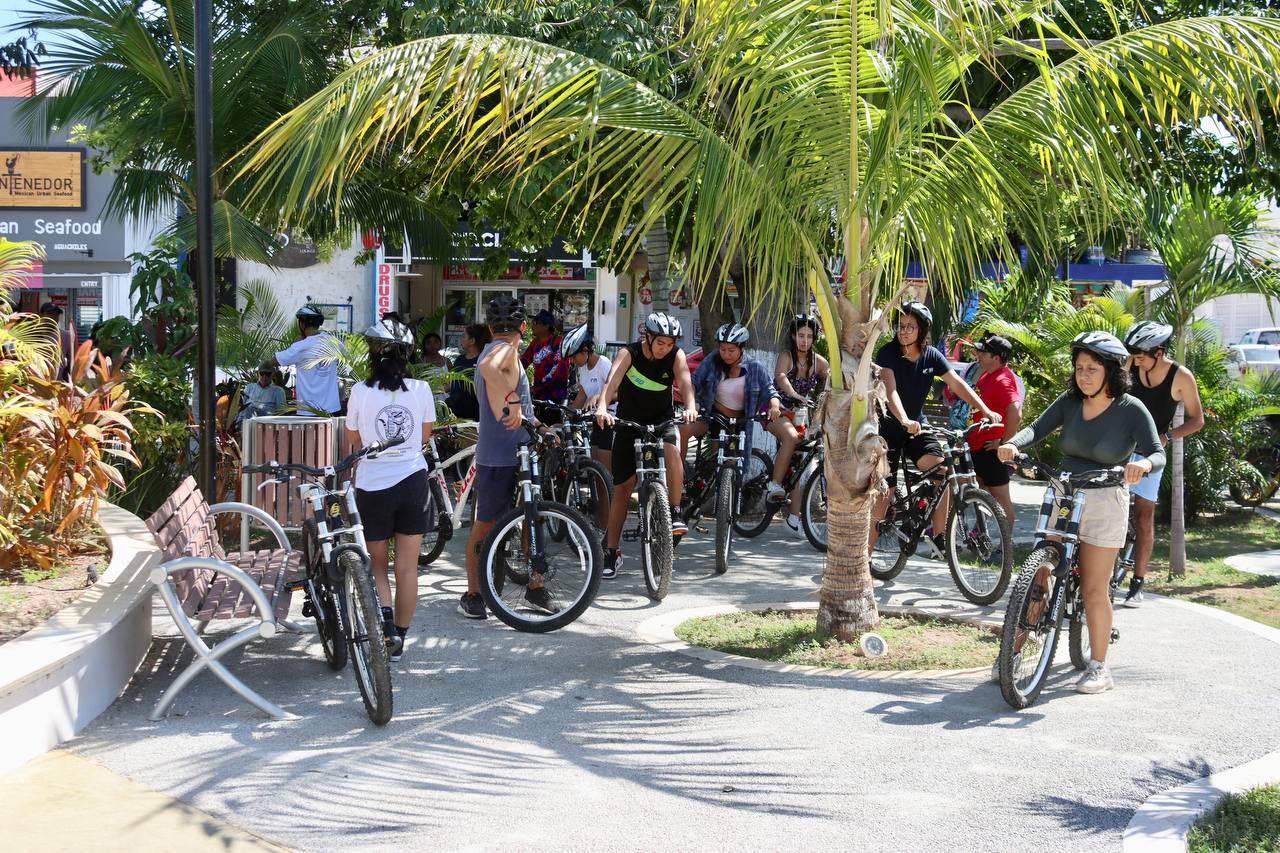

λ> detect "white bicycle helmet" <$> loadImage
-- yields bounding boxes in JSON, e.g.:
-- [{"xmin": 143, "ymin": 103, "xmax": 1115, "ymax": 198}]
[
  {"xmin": 715, "ymin": 323, "xmax": 750, "ymax": 346},
  {"xmin": 1070, "ymin": 330, "xmax": 1129, "ymax": 364},
  {"xmin": 644, "ymin": 312, "xmax": 682, "ymax": 339},
  {"xmin": 295, "ymin": 304, "xmax": 325, "ymax": 326},
  {"xmin": 1124, "ymin": 321, "xmax": 1174, "ymax": 353},
  {"xmin": 560, "ymin": 324, "xmax": 593, "ymax": 359},
  {"xmin": 363, "ymin": 319, "xmax": 416, "ymax": 358}
]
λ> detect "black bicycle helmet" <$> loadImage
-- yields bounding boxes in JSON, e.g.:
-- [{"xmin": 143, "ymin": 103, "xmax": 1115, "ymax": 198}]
[
  {"xmin": 899, "ymin": 300, "xmax": 933, "ymax": 327},
  {"xmin": 486, "ymin": 294, "xmax": 526, "ymax": 332},
  {"xmin": 789, "ymin": 314, "xmax": 820, "ymax": 335},
  {"xmin": 1071, "ymin": 330, "xmax": 1129, "ymax": 364},
  {"xmin": 295, "ymin": 304, "xmax": 325, "ymax": 327},
  {"xmin": 644, "ymin": 312, "xmax": 682, "ymax": 339},
  {"xmin": 715, "ymin": 323, "xmax": 750, "ymax": 346},
  {"xmin": 1124, "ymin": 321, "xmax": 1174, "ymax": 353},
  {"xmin": 560, "ymin": 324, "xmax": 593, "ymax": 359},
  {"xmin": 363, "ymin": 319, "xmax": 415, "ymax": 359}
]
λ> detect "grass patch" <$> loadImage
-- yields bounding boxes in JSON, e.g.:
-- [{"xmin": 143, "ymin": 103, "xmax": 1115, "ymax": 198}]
[
  {"xmin": 1145, "ymin": 510, "xmax": 1280, "ymax": 629},
  {"xmin": 1187, "ymin": 784, "xmax": 1280, "ymax": 853},
  {"xmin": 674, "ymin": 609, "xmax": 998, "ymax": 671}
]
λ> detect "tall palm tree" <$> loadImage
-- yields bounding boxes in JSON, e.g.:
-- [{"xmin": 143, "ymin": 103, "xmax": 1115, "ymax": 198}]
[
  {"xmin": 238, "ymin": 0, "xmax": 1280, "ymax": 639},
  {"xmin": 1137, "ymin": 186, "xmax": 1280, "ymax": 574}
]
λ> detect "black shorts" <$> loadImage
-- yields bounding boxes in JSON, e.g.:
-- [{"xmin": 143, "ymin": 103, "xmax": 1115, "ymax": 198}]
[
  {"xmin": 880, "ymin": 419, "xmax": 944, "ymax": 486},
  {"xmin": 475, "ymin": 464, "xmax": 518, "ymax": 522},
  {"xmin": 970, "ymin": 447, "xmax": 1011, "ymax": 487},
  {"xmin": 590, "ymin": 424, "xmax": 614, "ymax": 452},
  {"xmin": 611, "ymin": 422, "xmax": 678, "ymax": 484},
  {"xmin": 355, "ymin": 470, "xmax": 429, "ymax": 541}
]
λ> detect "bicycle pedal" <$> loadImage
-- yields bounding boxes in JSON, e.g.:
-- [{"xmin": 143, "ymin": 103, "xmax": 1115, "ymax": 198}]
[
  {"xmin": 286, "ymin": 579, "xmax": 308, "ymax": 592},
  {"xmin": 1110, "ymin": 628, "xmax": 1120, "ymax": 644},
  {"xmin": 693, "ymin": 523, "xmax": 709, "ymax": 534},
  {"xmin": 301, "ymin": 600, "xmax": 315, "ymax": 618}
]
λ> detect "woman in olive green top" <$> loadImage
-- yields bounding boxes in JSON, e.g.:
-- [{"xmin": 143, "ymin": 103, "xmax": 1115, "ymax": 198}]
[{"xmin": 997, "ymin": 331, "xmax": 1164, "ymax": 696}]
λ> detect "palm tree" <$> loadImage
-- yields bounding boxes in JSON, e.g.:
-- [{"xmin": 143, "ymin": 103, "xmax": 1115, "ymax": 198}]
[
  {"xmin": 238, "ymin": 1, "xmax": 1280, "ymax": 639},
  {"xmin": 1136, "ymin": 186, "xmax": 1280, "ymax": 574}
]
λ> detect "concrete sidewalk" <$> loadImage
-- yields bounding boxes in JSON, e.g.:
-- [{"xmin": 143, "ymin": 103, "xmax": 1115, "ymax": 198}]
[{"xmin": 22, "ymin": 478, "xmax": 1280, "ymax": 852}]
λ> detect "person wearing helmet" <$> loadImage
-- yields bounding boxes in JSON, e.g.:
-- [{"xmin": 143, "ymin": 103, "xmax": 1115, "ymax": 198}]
[
  {"xmin": 563, "ymin": 325, "xmax": 615, "ymax": 473},
  {"xmin": 460, "ymin": 295, "xmax": 557, "ymax": 619},
  {"xmin": 594, "ymin": 311, "xmax": 697, "ymax": 578},
  {"xmin": 521, "ymin": 308, "xmax": 570, "ymax": 405},
  {"xmin": 344, "ymin": 319, "xmax": 437, "ymax": 662},
  {"xmin": 1122, "ymin": 321, "xmax": 1204, "ymax": 607},
  {"xmin": 997, "ymin": 330, "xmax": 1165, "ymax": 695},
  {"xmin": 775, "ymin": 315, "xmax": 830, "ymax": 536},
  {"xmin": 267, "ymin": 304, "xmax": 341, "ymax": 416},
  {"xmin": 683, "ymin": 321, "xmax": 794, "ymax": 505},
  {"xmin": 871, "ymin": 300, "xmax": 1002, "ymax": 557}
]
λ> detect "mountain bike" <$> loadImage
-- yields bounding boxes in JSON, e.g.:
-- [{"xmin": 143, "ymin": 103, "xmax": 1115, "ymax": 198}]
[
  {"xmin": 679, "ymin": 411, "xmax": 771, "ymax": 575},
  {"xmin": 615, "ymin": 418, "xmax": 680, "ymax": 600},
  {"xmin": 245, "ymin": 437, "xmax": 403, "ymax": 725},
  {"xmin": 478, "ymin": 421, "xmax": 603, "ymax": 631},
  {"xmin": 730, "ymin": 398, "xmax": 826, "ymax": 545},
  {"xmin": 1108, "ymin": 492, "xmax": 1137, "ymax": 606},
  {"xmin": 418, "ymin": 422, "xmax": 479, "ymax": 567},
  {"xmin": 533, "ymin": 401, "xmax": 613, "ymax": 540},
  {"xmin": 869, "ymin": 421, "xmax": 1013, "ymax": 605},
  {"xmin": 1228, "ymin": 418, "xmax": 1280, "ymax": 507},
  {"xmin": 997, "ymin": 454, "xmax": 1125, "ymax": 709}
]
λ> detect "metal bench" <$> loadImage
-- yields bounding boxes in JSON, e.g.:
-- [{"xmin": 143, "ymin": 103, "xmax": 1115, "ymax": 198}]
[{"xmin": 145, "ymin": 476, "xmax": 302, "ymax": 721}]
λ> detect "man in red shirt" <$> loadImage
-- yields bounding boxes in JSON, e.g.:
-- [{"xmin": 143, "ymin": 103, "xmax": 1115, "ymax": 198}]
[
  {"xmin": 967, "ymin": 335, "xmax": 1021, "ymax": 525},
  {"xmin": 520, "ymin": 309, "xmax": 569, "ymax": 403}
]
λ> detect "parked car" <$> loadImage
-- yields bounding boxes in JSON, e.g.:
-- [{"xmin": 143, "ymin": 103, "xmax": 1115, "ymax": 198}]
[
  {"xmin": 1237, "ymin": 327, "xmax": 1280, "ymax": 347},
  {"xmin": 1227, "ymin": 344, "xmax": 1280, "ymax": 380}
]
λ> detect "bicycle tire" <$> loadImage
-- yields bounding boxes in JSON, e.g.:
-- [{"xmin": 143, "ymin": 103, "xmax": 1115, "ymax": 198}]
[
  {"xmin": 998, "ymin": 547, "xmax": 1064, "ymax": 709},
  {"xmin": 418, "ymin": 478, "xmax": 450, "ymax": 567},
  {"xmin": 1068, "ymin": 593, "xmax": 1091, "ymax": 671},
  {"xmin": 572, "ymin": 458, "xmax": 613, "ymax": 535},
  {"xmin": 479, "ymin": 501, "xmax": 602, "ymax": 633},
  {"xmin": 714, "ymin": 472, "xmax": 735, "ymax": 575},
  {"xmin": 732, "ymin": 449, "xmax": 776, "ymax": 538},
  {"xmin": 639, "ymin": 481, "xmax": 673, "ymax": 600},
  {"xmin": 800, "ymin": 466, "xmax": 827, "ymax": 552},
  {"xmin": 945, "ymin": 489, "xmax": 1012, "ymax": 605},
  {"xmin": 303, "ymin": 521, "xmax": 347, "ymax": 671},
  {"xmin": 340, "ymin": 551, "xmax": 393, "ymax": 725},
  {"xmin": 869, "ymin": 495, "xmax": 911, "ymax": 581}
]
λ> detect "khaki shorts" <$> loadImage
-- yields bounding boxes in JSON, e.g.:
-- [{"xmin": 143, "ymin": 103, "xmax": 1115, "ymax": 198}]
[{"xmin": 1074, "ymin": 484, "xmax": 1130, "ymax": 548}]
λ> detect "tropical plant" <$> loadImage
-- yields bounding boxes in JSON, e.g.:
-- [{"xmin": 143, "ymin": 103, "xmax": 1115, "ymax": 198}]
[
  {"xmin": 238, "ymin": 1, "xmax": 1280, "ymax": 639},
  {"xmin": 216, "ymin": 279, "xmax": 291, "ymax": 385}
]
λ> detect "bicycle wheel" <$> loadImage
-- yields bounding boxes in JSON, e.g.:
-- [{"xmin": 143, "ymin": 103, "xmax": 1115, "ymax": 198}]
[
  {"xmin": 998, "ymin": 547, "xmax": 1064, "ymax": 709},
  {"xmin": 800, "ymin": 467, "xmax": 827, "ymax": 552},
  {"xmin": 302, "ymin": 521, "xmax": 347, "ymax": 671},
  {"xmin": 869, "ymin": 494, "xmax": 911, "ymax": 581},
  {"xmin": 732, "ymin": 450, "xmax": 776, "ymax": 538},
  {"xmin": 945, "ymin": 489, "xmax": 1012, "ymax": 605},
  {"xmin": 639, "ymin": 481, "xmax": 673, "ymax": 600},
  {"xmin": 418, "ymin": 478, "xmax": 450, "ymax": 567},
  {"xmin": 339, "ymin": 551, "xmax": 393, "ymax": 725},
  {"xmin": 714, "ymin": 472, "xmax": 735, "ymax": 575},
  {"xmin": 1068, "ymin": 591, "xmax": 1091, "ymax": 670},
  {"xmin": 561, "ymin": 459, "xmax": 612, "ymax": 538},
  {"xmin": 480, "ymin": 501, "xmax": 603, "ymax": 632}
]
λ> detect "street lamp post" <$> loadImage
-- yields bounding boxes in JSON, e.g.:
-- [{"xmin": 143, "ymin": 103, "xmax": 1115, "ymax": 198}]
[{"xmin": 193, "ymin": 0, "xmax": 216, "ymax": 496}]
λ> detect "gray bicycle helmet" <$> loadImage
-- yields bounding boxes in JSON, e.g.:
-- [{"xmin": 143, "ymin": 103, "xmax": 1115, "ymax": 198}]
[
  {"xmin": 715, "ymin": 322, "xmax": 750, "ymax": 346},
  {"xmin": 363, "ymin": 319, "xmax": 415, "ymax": 358},
  {"xmin": 1124, "ymin": 321, "xmax": 1174, "ymax": 353},
  {"xmin": 560, "ymin": 324, "xmax": 593, "ymax": 359},
  {"xmin": 485, "ymin": 294, "xmax": 526, "ymax": 332},
  {"xmin": 1071, "ymin": 330, "xmax": 1129, "ymax": 364},
  {"xmin": 644, "ymin": 311, "xmax": 682, "ymax": 339},
  {"xmin": 295, "ymin": 304, "xmax": 325, "ymax": 326}
]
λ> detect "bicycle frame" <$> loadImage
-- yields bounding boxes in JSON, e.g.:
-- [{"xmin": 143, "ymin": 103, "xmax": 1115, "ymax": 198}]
[{"xmin": 425, "ymin": 436, "xmax": 479, "ymax": 530}]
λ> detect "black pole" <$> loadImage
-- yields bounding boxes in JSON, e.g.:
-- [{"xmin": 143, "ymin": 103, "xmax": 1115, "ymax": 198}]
[{"xmin": 193, "ymin": 0, "xmax": 216, "ymax": 496}]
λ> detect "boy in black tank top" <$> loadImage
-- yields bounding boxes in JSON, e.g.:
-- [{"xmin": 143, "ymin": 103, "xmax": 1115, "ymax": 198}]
[
  {"xmin": 595, "ymin": 314, "xmax": 698, "ymax": 578},
  {"xmin": 1123, "ymin": 322, "xmax": 1205, "ymax": 606}
]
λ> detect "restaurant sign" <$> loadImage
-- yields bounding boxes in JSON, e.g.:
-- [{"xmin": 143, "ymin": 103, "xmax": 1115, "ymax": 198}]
[{"xmin": 0, "ymin": 148, "xmax": 85, "ymax": 209}]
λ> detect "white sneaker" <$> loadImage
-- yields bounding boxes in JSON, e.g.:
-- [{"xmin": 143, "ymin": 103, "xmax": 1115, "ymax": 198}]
[
  {"xmin": 1075, "ymin": 661, "xmax": 1114, "ymax": 694},
  {"xmin": 765, "ymin": 481, "xmax": 787, "ymax": 504},
  {"xmin": 784, "ymin": 514, "xmax": 805, "ymax": 539},
  {"xmin": 1122, "ymin": 589, "xmax": 1144, "ymax": 608}
]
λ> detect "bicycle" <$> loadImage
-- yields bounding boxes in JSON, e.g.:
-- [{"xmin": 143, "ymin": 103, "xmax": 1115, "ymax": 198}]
[
  {"xmin": 679, "ymin": 411, "xmax": 772, "ymax": 575},
  {"xmin": 418, "ymin": 422, "xmax": 479, "ymax": 567},
  {"xmin": 869, "ymin": 421, "xmax": 1013, "ymax": 605},
  {"xmin": 996, "ymin": 454, "xmax": 1125, "ymax": 709},
  {"xmin": 533, "ymin": 400, "xmax": 614, "ymax": 540},
  {"xmin": 245, "ymin": 437, "xmax": 403, "ymax": 725},
  {"xmin": 729, "ymin": 398, "xmax": 826, "ymax": 546},
  {"xmin": 1108, "ymin": 492, "xmax": 1137, "ymax": 605},
  {"xmin": 478, "ymin": 420, "xmax": 604, "ymax": 631},
  {"xmin": 614, "ymin": 417, "xmax": 680, "ymax": 600},
  {"xmin": 1228, "ymin": 418, "xmax": 1280, "ymax": 507}
]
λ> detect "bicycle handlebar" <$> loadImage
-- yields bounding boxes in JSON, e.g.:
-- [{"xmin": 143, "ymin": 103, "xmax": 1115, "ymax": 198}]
[
  {"xmin": 611, "ymin": 418, "xmax": 680, "ymax": 436},
  {"xmin": 918, "ymin": 419, "xmax": 995, "ymax": 440},
  {"xmin": 1012, "ymin": 453, "xmax": 1127, "ymax": 489},
  {"xmin": 244, "ymin": 436, "xmax": 406, "ymax": 479}
]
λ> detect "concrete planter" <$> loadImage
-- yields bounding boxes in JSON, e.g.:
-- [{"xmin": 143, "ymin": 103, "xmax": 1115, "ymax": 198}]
[{"xmin": 0, "ymin": 503, "xmax": 157, "ymax": 773}]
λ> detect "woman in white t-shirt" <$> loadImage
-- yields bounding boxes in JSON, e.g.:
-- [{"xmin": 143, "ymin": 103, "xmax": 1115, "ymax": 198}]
[
  {"xmin": 562, "ymin": 325, "xmax": 614, "ymax": 469},
  {"xmin": 344, "ymin": 320, "xmax": 435, "ymax": 662}
]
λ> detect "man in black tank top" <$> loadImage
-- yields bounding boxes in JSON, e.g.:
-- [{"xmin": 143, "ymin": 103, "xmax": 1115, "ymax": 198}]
[{"xmin": 1123, "ymin": 322, "xmax": 1205, "ymax": 606}]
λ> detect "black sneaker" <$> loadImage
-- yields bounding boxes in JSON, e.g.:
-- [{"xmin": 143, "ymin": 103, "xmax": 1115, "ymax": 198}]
[
  {"xmin": 457, "ymin": 592, "xmax": 487, "ymax": 619},
  {"xmin": 603, "ymin": 548, "xmax": 621, "ymax": 580},
  {"xmin": 524, "ymin": 585, "xmax": 559, "ymax": 614},
  {"xmin": 383, "ymin": 620, "xmax": 404, "ymax": 661}
]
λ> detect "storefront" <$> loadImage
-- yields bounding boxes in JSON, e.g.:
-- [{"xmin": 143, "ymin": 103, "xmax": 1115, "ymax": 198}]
[{"xmin": 439, "ymin": 264, "xmax": 597, "ymax": 349}]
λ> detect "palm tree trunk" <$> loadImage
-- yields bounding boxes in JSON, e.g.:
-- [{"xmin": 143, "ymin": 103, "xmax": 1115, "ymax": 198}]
[
  {"xmin": 645, "ymin": 213, "xmax": 670, "ymax": 312},
  {"xmin": 817, "ymin": 491, "xmax": 879, "ymax": 640},
  {"xmin": 1169, "ymin": 404, "xmax": 1187, "ymax": 576}
]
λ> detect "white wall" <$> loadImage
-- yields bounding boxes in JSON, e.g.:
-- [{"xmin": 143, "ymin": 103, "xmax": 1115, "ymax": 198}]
[
  {"xmin": 1197, "ymin": 293, "xmax": 1280, "ymax": 344},
  {"xmin": 238, "ymin": 239, "xmax": 370, "ymax": 330}
]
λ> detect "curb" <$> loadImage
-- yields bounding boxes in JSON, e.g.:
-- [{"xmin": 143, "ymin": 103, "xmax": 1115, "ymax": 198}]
[{"xmin": 0, "ymin": 503, "xmax": 157, "ymax": 774}]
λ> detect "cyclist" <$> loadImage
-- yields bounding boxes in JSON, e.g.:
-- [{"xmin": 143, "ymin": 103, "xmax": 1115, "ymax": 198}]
[
  {"xmin": 343, "ymin": 320, "xmax": 435, "ymax": 662},
  {"xmin": 870, "ymin": 301, "xmax": 1001, "ymax": 556},
  {"xmin": 682, "ymin": 323, "xmax": 793, "ymax": 504},
  {"xmin": 521, "ymin": 308, "xmax": 570, "ymax": 405},
  {"xmin": 268, "ymin": 304, "xmax": 341, "ymax": 416},
  {"xmin": 997, "ymin": 331, "xmax": 1165, "ymax": 694},
  {"xmin": 1122, "ymin": 321, "xmax": 1205, "ymax": 607},
  {"xmin": 563, "ymin": 324, "xmax": 615, "ymax": 473},
  {"xmin": 963, "ymin": 335, "xmax": 1021, "ymax": 532},
  {"xmin": 595, "ymin": 312, "xmax": 697, "ymax": 579},
  {"xmin": 775, "ymin": 314, "xmax": 829, "ymax": 536},
  {"xmin": 461, "ymin": 296, "xmax": 557, "ymax": 619}
]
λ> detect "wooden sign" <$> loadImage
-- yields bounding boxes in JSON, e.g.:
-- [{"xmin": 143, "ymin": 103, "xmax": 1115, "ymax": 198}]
[{"xmin": 0, "ymin": 148, "xmax": 84, "ymax": 209}]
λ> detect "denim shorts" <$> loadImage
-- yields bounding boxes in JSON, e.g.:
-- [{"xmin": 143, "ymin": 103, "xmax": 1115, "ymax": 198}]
[{"xmin": 1129, "ymin": 453, "xmax": 1161, "ymax": 503}]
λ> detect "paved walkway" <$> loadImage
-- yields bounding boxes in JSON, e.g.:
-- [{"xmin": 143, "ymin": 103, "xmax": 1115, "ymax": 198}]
[{"xmin": 43, "ymin": 481, "xmax": 1280, "ymax": 851}]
